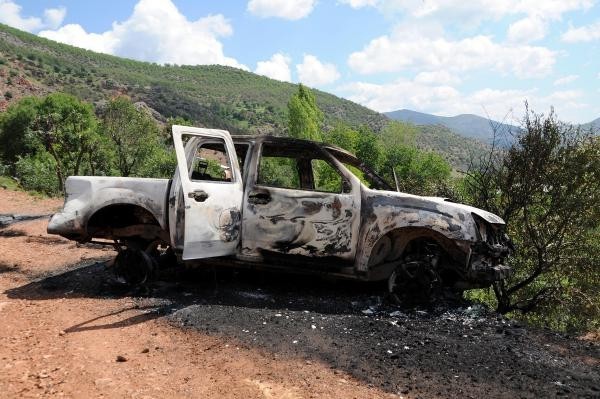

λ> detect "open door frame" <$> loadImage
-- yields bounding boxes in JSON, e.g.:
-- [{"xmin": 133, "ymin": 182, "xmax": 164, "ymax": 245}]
[{"xmin": 172, "ymin": 125, "xmax": 243, "ymax": 260}]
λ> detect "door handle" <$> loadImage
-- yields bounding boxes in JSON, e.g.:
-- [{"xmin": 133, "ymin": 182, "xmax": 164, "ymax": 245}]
[
  {"xmin": 188, "ymin": 190, "xmax": 209, "ymax": 202},
  {"xmin": 248, "ymin": 190, "xmax": 271, "ymax": 204}
]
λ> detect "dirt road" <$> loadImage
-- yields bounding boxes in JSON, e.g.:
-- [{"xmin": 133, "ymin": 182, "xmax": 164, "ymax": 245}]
[{"xmin": 1, "ymin": 188, "xmax": 598, "ymax": 398}]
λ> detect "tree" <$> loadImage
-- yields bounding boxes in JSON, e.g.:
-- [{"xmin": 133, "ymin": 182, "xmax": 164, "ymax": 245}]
[
  {"xmin": 354, "ymin": 125, "xmax": 382, "ymax": 170},
  {"xmin": 0, "ymin": 96, "xmax": 41, "ymax": 166},
  {"xmin": 162, "ymin": 116, "xmax": 194, "ymax": 146},
  {"xmin": 100, "ymin": 96, "xmax": 160, "ymax": 177},
  {"xmin": 465, "ymin": 105, "xmax": 600, "ymax": 331},
  {"xmin": 32, "ymin": 93, "xmax": 97, "ymax": 192},
  {"xmin": 287, "ymin": 84, "xmax": 323, "ymax": 141}
]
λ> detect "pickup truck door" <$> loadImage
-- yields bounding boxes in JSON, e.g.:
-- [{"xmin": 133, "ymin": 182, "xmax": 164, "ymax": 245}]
[{"xmin": 172, "ymin": 126, "xmax": 243, "ymax": 260}]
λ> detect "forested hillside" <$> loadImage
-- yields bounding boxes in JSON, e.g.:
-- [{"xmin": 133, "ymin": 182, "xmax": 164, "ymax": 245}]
[
  {"xmin": 0, "ymin": 23, "xmax": 489, "ymax": 170},
  {"xmin": 0, "ymin": 23, "xmax": 386, "ymax": 135}
]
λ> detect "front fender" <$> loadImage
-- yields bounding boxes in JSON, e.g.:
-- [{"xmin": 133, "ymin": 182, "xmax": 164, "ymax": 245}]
[{"xmin": 356, "ymin": 192, "xmax": 479, "ymax": 271}]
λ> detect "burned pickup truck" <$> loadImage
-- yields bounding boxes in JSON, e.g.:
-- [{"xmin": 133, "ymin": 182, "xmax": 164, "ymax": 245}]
[{"xmin": 48, "ymin": 126, "xmax": 512, "ymax": 298}]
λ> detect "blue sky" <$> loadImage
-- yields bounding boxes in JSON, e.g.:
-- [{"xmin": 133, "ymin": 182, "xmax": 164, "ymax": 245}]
[{"xmin": 1, "ymin": 0, "xmax": 599, "ymax": 123}]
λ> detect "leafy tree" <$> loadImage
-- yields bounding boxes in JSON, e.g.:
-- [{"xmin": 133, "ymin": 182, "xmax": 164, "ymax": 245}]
[
  {"xmin": 31, "ymin": 93, "xmax": 98, "ymax": 192},
  {"xmin": 465, "ymin": 105, "xmax": 600, "ymax": 331},
  {"xmin": 323, "ymin": 122, "xmax": 360, "ymax": 152},
  {"xmin": 354, "ymin": 125, "xmax": 382, "ymax": 170},
  {"xmin": 14, "ymin": 152, "xmax": 60, "ymax": 195},
  {"xmin": 162, "ymin": 116, "xmax": 194, "ymax": 145},
  {"xmin": 287, "ymin": 84, "xmax": 323, "ymax": 141},
  {"xmin": 100, "ymin": 96, "xmax": 160, "ymax": 177},
  {"xmin": 0, "ymin": 96, "xmax": 41, "ymax": 166},
  {"xmin": 137, "ymin": 145, "xmax": 177, "ymax": 178}
]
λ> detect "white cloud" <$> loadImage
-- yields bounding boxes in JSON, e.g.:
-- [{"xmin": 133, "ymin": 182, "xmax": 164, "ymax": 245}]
[
  {"xmin": 507, "ymin": 16, "xmax": 546, "ymax": 43},
  {"xmin": 43, "ymin": 7, "xmax": 66, "ymax": 30},
  {"xmin": 40, "ymin": 24, "xmax": 116, "ymax": 54},
  {"xmin": 39, "ymin": 0, "xmax": 246, "ymax": 69},
  {"xmin": 414, "ymin": 70, "xmax": 461, "ymax": 85},
  {"xmin": 348, "ymin": 26, "xmax": 556, "ymax": 78},
  {"xmin": 296, "ymin": 54, "xmax": 341, "ymax": 87},
  {"xmin": 255, "ymin": 53, "xmax": 292, "ymax": 82},
  {"xmin": 561, "ymin": 21, "xmax": 600, "ymax": 42},
  {"xmin": 339, "ymin": 0, "xmax": 592, "ymax": 22},
  {"xmin": 0, "ymin": 0, "xmax": 66, "ymax": 32},
  {"xmin": 247, "ymin": 0, "xmax": 315, "ymax": 20},
  {"xmin": 339, "ymin": 78, "xmax": 586, "ymax": 122},
  {"xmin": 0, "ymin": 0, "xmax": 42, "ymax": 31},
  {"xmin": 338, "ymin": 0, "xmax": 379, "ymax": 9},
  {"xmin": 553, "ymin": 74, "xmax": 579, "ymax": 86}
]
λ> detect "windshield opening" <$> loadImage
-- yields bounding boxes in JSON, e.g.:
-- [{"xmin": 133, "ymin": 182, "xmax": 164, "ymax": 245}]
[{"xmin": 325, "ymin": 147, "xmax": 392, "ymax": 191}]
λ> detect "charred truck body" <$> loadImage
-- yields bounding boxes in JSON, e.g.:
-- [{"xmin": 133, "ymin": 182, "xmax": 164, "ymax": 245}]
[{"xmin": 48, "ymin": 126, "xmax": 512, "ymax": 298}]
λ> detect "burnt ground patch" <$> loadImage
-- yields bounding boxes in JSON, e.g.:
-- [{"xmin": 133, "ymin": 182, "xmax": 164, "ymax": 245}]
[
  {"xmin": 0, "ymin": 229, "xmax": 26, "ymax": 237},
  {"xmin": 0, "ymin": 214, "xmax": 52, "ymax": 228},
  {"xmin": 0, "ymin": 261, "xmax": 19, "ymax": 274},
  {"xmin": 5, "ymin": 260, "xmax": 599, "ymax": 398}
]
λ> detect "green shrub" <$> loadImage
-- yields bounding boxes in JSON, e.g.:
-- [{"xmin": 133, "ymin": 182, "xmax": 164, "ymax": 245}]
[
  {"xmin": 137, "ymin": 147, "xmax": 177, "ymax": 178},
  {"xmin": 14, "ymin": 152, "xmax": 60, "ymax": 195}
]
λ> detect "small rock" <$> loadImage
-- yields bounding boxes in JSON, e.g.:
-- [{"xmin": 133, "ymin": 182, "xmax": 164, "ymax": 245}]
[
  {"xmin": 141, "ymin": 348, "xmax": 150, "ymax": 354},
  {"xmin": 58, "ymin": 331, "xmax": 65, "ymax": 336},
  {"xmin": 116, "ymin": 355, "xmax": 127, "ymax": 362},
  {"xmin": 362, "ymin": 309, "xmax": 374, "ymax": 315}
]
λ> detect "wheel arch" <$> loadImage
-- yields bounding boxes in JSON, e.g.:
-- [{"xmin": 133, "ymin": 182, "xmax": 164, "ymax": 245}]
[
  {"xmin": 361, "ymin": 226, "xmax": 470, "ymax": 273},
  {"xmin": 85, "ymin": 202, "xmax": 168, "ymax": 243}
]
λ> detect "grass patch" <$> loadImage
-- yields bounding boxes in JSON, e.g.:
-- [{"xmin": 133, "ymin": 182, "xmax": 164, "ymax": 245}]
[{"xmin": 0, "ymin": 176, "xmax": 21, "ymax": 190}]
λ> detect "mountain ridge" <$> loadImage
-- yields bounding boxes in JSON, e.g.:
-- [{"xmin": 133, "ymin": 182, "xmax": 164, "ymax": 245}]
[
  {"xmin": 385, "ymin": 109, "xmax": 520, "ymax": 143},
  {"xmin": 386, "ymin": 109, "xmax": 600, "ymax": 142}
]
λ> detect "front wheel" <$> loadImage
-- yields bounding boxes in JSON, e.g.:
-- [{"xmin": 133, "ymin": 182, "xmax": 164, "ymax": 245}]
[{"xmin": 387, "ymin": 244, "xmax": 443, "ymax": 304}]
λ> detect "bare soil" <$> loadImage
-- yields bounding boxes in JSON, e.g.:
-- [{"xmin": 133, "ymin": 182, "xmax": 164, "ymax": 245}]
[{"xmin": 1, "ymin": 187, "xmax": 598, "ymax": 398}]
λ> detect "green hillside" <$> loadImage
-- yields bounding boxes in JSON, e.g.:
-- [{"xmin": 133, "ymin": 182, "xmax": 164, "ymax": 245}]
[
  {"xmin": 0, "ymin": 23, "xmax": 488, "ymax": 170},
  {"xmin": 0, "ymin": 23, "xmax": 386, "ymax": 135}
]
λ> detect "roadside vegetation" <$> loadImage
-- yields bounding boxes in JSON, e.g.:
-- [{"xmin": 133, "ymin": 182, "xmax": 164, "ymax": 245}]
[{"xmin": 463, "ymin": 106, "xmax": 600, "ymax": 332}]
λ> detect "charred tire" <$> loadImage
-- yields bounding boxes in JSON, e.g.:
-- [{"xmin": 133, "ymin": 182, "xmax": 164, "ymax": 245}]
[
  {"xmin": 387, "ymin": 243, "xmax": 443, "ymax": 303},
  {"xmin": 113, "ymin": 248, "xmax": 158, "ymax": 286}
]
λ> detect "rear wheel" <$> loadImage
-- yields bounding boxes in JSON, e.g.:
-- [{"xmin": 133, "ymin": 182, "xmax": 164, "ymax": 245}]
[{"xmin": 113, "ymin": 247, "xmax": 158, "ymax": 286}]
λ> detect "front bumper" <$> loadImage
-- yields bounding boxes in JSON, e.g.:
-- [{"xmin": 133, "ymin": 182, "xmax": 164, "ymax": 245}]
[{"xmin": 467, "ymin": 240, "xmax": 513, "ymax": 285}]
